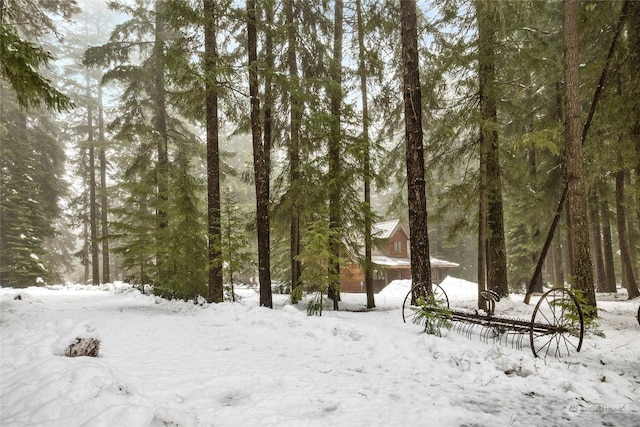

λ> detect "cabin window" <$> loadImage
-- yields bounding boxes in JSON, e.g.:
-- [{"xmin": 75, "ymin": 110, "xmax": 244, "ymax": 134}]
[{"xmin": 393, "ymin": 240, "xmax": 402, "ymax": 253}]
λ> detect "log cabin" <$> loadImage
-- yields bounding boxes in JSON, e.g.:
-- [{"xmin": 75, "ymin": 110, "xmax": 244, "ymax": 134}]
[{"xmin": 340, "ymin": 219, "xmax": 459, "ymax": 293}]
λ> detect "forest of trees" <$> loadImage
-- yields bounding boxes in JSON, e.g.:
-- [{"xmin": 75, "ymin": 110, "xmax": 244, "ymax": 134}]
[{"xmin": 1, "ymin": 0, "xmax": 639, "ymax": 315}]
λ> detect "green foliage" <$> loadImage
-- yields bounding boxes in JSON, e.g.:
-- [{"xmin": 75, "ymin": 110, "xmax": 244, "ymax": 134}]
[
  {"xmin": 297, "ymin": 219, "xmax": 335, "ymax": 296},
  {"xmin": 306, "ymin": 292, "xmax": 324, "ymax": 316},
  {"xmin": 566, "ymin": 289, "xmax": 600, "ymax": 331},
  {"xmin": 0, "ymin": 26, "xmax": 74, "ymax": 112},
  {"xmin": 0, "ymin": 93, "xmax": 67, "ymax": 287},
  {"xmin": 0, "ymin": 0, "xmax": 78, "ymax": 112},
  {"xmin": 220, "ymin": 186, "xmax": 254, "ymax": 293},
  {"xmin": 410, "ymin": 294, "xmax": 453, "ymax": 336}
]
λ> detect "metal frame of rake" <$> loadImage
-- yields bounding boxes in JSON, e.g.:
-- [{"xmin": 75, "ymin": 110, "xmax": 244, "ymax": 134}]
[{"xmin": 402, "ymin": 284, "xmax": 584, "ymax": 358}]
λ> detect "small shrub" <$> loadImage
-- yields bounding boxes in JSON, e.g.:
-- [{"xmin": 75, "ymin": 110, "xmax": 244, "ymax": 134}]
[
  {"xmin": 306, "ymin": 293, "xmax": 324, "ymax": 316},
  {"xmin": 411, "ymin": 294, "xmax": 452, "ymax": 336}
]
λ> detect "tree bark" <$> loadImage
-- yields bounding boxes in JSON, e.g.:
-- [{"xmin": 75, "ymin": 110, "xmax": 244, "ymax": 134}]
[
  {"xmin": 154, "ymin": 0, "xmax": 169, "ymax": 286},
  {"xmin": 589, "ymin": 189, "xmax": 605, "ymax": 292},
  {"xmin": 476, "ymin": 0, "xmax": 508, "ymax": 297},
  {"xmin": 601, "ymin": 199, "xmax": 617, "ymax": 292},
  {"xmin": 563, "ymin": 0, "xmax": 596, "ymax": 310},
  {"xmin": 356, "ymin": 0, "xmax": 375, "ymax": 309},
  {"xmin": 327, "ymin": 0, "xmax": 343, "ymax": 310},
  {"xmin": 86, "ymin": 71, "xmax": 99, "ymax": 286},
  {"xmin": 204, "ymin": 0, "xmax": 223, "ymax": 302},
  {"xmin": 615, "ymin": 166, "xmax": 640, "ymax": 298},
  {"xmin": 551, "ymin": 241, "xmax": 564, "ymax": 287},
  {"xmin": 247, "ymin": 0, "xmax": 272, "ymax": 308},
  {"xmin": 400, "ymin": 0, "xmax": 432, "ymax": 299},
  {"xmin": 98, "ymin": 83, "xmax": 110, "ymax": 284},
  {"xmin": 285, "ymin": 0, "xmax": 302, "ymax": 302}
]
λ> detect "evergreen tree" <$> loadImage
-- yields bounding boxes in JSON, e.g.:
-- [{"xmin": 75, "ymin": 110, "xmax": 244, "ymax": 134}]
[
  {"xmin": 204, "ymin": 0, "xmax": 224, "ymax": 302},
  {"xmin": 0, "ymin": 0, "xmax": 76, "ymax": 286},
  {"xmin": 0, "ymin": 94, "xmax": 67, "ymax": 286},
  {"xmin": 400, "ymin": 0, "xmax": 432, "ymax": 298},
  {"xmin": 563, "ymin": 0, "xmax": 596, "ymax": 311},
  {"xmin": 0, "ymin": 0, "xmax": 77, "ymax": 111},
  {"xmin": 246, "ymin": 0, "xmax": 272, "ymax": 307},
  {"xmin": 220, "ymin": 186, "xmax": 253, "ymax": 300}
]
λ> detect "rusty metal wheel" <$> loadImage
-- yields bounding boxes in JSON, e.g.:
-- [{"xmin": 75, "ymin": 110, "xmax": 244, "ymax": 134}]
[
  {"xmin": 402, "ymin": 283, "xmax": 449, "ymax": 324},
  {"xmin": 529, "ymin": 288, "xmax": 584, "ymax": 358}
]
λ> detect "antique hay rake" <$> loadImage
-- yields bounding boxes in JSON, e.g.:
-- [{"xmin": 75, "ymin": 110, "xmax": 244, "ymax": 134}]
[{"xmin": 402, "ymin": 284, "xmax": 585, "ymax": 358}]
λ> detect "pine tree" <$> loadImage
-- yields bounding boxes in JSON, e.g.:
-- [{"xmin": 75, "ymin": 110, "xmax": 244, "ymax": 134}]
[
  {"xmin": 563, "ymin": 0, "xmax": 596, "ymax": 311},
  {"xmin": 246, "ymin": 0, "xmax": 272, "ymax": 307},
  {"xmin": 204, "ymin": 0, "xmax": 224, "ymax": 303},
  {"xmin": 0, "ymin": 94, "xmax": 66, "ymax": 286},
  {"xmin": 400, "ymin": 0, "xmax": 432, "ymax": 297},
  {"xmin": 0, "ymin": 0, "xmax": 77, "ymax": 111}
]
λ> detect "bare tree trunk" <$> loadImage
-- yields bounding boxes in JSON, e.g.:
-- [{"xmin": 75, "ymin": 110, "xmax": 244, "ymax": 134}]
[
  {"xmin": 285, "ymin": 0, "xmax": 302, "ymax": 302},
  {"xmin": 327, "ymin": 0, "xmax": 343, "ymax": 311},
  {"xmin": 86, "ymin": 72, "xmax": 99, "ymax": 286},
  {"xmin": 552, "ymin": 241, "xmax": 565, "ymax": 286},
  {"xmin": 204, "ymin": 0, "xmax": 223, "ymax": 302},
  {"xmin": 356, "ymin": 0, "xmax": 375, "ymax": 309},
  {"xmin": 400, "ymin": 0, "xmax": 432, "ymax": 300},
  {"xmin": 625, "ymin": 171, "xmax": 639, "ymax": 281},
  {"xmin": 563, "ymin": 0, "xmax": 596, "ymax": 311},
  {"xmin": 98, "ymin": 83, "xmax": 110, "ymax": 284},
  {"xmin": 601, "ymin": 199, "xmax": 617, "ymax": 292},
  {"xmin": 477, "ymin": 103, "xmax": 488, "ymax": 309},
  {"xmin": 154, "ymin": 0, "xmax": 169, "ymax": 286},
  {"xmin": 615, "ymin": 166, "xmax": 639, "ymax": 298},
  {"xmin": 247, "ymin": 0, "xmax": 272, "ymax": 308},
  {"xmin": 589, "ymin": 189, "xmax": 605, "ymax": 291},
  {"xmin": 476, "ymin": 0, "xmax": 508, "ymax": 297}
]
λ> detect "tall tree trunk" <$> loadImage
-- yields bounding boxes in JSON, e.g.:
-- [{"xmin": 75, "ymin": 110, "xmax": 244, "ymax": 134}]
[
  {"xmin": 589, "ymin": 189, "xmax": 605, "ymax": 291},
  {"xmin": 154, "ymin": 0, "xmax": 169, "ymax": 285},
  {"xmin": 615, "ymin": 166, "xmax": 640, "ymax": 298},
  {"xmin": 285, "ymin": 0, "xmax": 302, "ymax": 302},
  {"xmin": 551, "ymin": 241, "xmax": 564, "ymax": 286},
  {"xmin": 98, "ymin": 83, "xmax": 110, "ymax": 284},
  {"xmin": 356, "ymin": 0, "xmax": 375, "ymax": 309},
  {"xmin": 626, "ymin": 171, "xmax": 639, "ymax": 281},
  {"xmin": 528, "ymin": 149, "xmax": 543, "ymax": 293},
  {"xmin": 601, "ymin": 199, "xmax": 617, "ymax": 292},
  {"xmin": 477, "ymin": 120, "xmax": 488, "ymax": 308},
  {"xmin": 564, "ymin": 201, "xmax": 574, "ymax": 278},
  {"xmin": 204, "ymin": 0, "xmax": 223, "ymax": 302},
  {"xmin": 83, "ymin": 220, "xmax": 90, "ymax": 284},
  {"xmin": 400, "ymin": 0, "xmax": 432, "ymax": 299},
  {"xmin": 247, "ymin": 0, "xmax": 272, "ymax": 308},
  {"xmin": 86, "ymin": 72, "xmax": 99, "ymax": 285},
  {"xmin": 563, "ymin": 0, "xmax": 596, "ymax": 310},
  {"xmin": 327, "ymin": 0, "xmax": 343, "ymax": 311},
  {"xmin": 476, "ymin": 0, "xmax": 508, "ymax": 297},
  {"xmin": 630, "ymin": 0, "xmax": 640, "ymax": 284}
]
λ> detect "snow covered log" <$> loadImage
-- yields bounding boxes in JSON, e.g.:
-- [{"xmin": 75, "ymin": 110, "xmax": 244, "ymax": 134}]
[
  {"xmin": 64, "ymin": 337, "xmax": 100, "ymax": 357},
  {"xmin": 52, "ymin": 320, "xmax": 101, "ymax": 358}
]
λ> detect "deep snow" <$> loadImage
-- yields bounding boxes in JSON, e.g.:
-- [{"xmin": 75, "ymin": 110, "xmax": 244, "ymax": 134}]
[{"xmin": 1, "ymin": 277, "xmax": 639, "ymax": 427}]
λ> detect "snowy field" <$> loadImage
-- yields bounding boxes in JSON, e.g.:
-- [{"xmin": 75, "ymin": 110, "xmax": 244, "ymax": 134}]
[{"xmin": 1, "ymin": 277, "xmax": 639, "ymax": 427}]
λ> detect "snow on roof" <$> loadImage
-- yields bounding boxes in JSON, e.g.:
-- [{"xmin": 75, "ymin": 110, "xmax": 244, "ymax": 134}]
[
  {"xmin": 372, "ymin": 255, "xmax": 459, "ymax": 268},
  {"xmin": 372, "ymin": 219, "xmax": 401, "ymax": 239}
]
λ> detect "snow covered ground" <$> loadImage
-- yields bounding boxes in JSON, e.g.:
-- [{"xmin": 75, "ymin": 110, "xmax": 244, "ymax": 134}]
[{"xmin": 1, "ymin": 277, "xmax": 638, "ymax": 427}]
